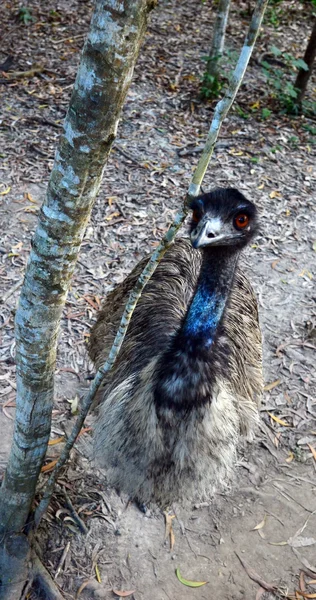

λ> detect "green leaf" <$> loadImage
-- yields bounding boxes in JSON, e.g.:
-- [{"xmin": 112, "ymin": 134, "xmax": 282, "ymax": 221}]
[
  {"xmin": 175, "ymin": 568, "xmax": 208, "ymax": 588},
  {"xmin": 271, "ymin": 45, "xmax": 282, "ymax": 57},
  {"xmin": 295, "ymin": 59, "xmax": 309, "ymax": 71}
]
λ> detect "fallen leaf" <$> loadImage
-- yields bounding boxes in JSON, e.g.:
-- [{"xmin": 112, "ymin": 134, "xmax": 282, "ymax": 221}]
[
  {"xmin": 76, "ymin": 579, "xmax": 92, "ymax": 598},
  {"xmin": 235, "ymin": 553, "xmax": 276, "ymax": 592},
  {"xmin": 286, "ymin": 451, "xmax": 294, "ymax": 463},
  {"xmin": 271, "ymin": 259, "xmax": 280, "ymax": 269},
  {"xmin": 170, "ymin": 527, "xmax": 175, "ymax": 550},
  {"xmin": 258, "ymin": 529, "xmax": 266, "ymax": 539},
  {"xmin": 95, "ymin": 564, "xmax": 101, "ymax": 583},
  {"xmin": 164, "ymin": 511, "xmax": 175, "ymax": 549},
  {"xmin": 252, "ymin": 515, "xmax": 266, "ymax": 530},
  {"xmin": 12, "ymin": 241, "xmax": 23, "ymax": 250},
  {"xmin": 264, "ymin": 379, "xmax": 281, "ymax": 391},
  {"xmin": 84, "ymin": 295, "xmax": 100, "ymax": 310},
  {"xmin": 229, "ymin": 148, "xmax": 244, "ymax": 156},
  {"xmin": 256, "ymin": 587, "xmax": 266, "ymax": 600},
  {"xmin": 300, "ymin": 571, "xmax": 306, "ymax": 592},
  {"xmin": 68, "ymin": 395, "xmax": 79, "ymax": 414},
  {"xmin": 269, "ymin": 540, "xmax": 288, "ymax": 546},
  {"xmin": 77, "ymin": 427, "xmax": 92, "ymax": 438},
  {"xmin": 288, "ymin": 536, "xmax": 316, "ymax": 548},
  {"xmin": 41, "ymin": 459, "xmax": 58, "ymax": 473},
  {"xmin": 113, "ymin": 591, "xmax": 136, "ymax": 597},
  {"xmin": 292, "ymin": 547, "xmax": 316, "ymax": 575},
  {"xmin": 299, "ymin": 269, "xmax": 313, "ymax": 280},
  {"xmin": 175, "ymin": 568, "xmax": 207, "ymax": 588},
  {"xmin": 0, "ymin": 186, "xmax": 11, "ymax": 195},
  {"xmin": 24, "ymin": 205, "xmax": 39, "ymax": 213},
  {"xmin": 267, "ymin": 412, "xmax": 290, "ymax": 427},
  {"xmin": 48, "ymin": 436, "xmax": 64, "ymax": 446},
  {"xmin": 295, "ymin": 593, "xmax": 316, "ymax": 599},
  {"xmin": 308, "ymin": 444, "xmax": 316, "ymax": 461},
  {"xmin": 105, "ymin": 211, "xmax": 120, "ymax": 221},
  {"xmin": 269, "ymin": 190, "xmax": 282, "ymax": 198}
]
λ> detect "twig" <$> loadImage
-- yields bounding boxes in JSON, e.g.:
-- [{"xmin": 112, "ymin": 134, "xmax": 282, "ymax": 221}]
[
  {"xmin": 54, "ymin": 541, "xmax": 71, "ymax": 580},
  {"xmin": 273, "ymin": 482, "xmax": 314, "ymax": 513},
  {"xmin": 0, "ymin": 66, "xmax": 43, "ymax": 83},
  {"xmin": 52, "ymin": 33, "xmax": 86, "ymax": 45},
  {"xmin": 114, "ymin": 145, "xmax": 145, "ymax": 168},
  {"xmin": 59, "ymin": 486, "xmax": 88, "ymax": 535},
  {"xmin": 0, "ymin": 278, "xmax": 23, "ymax": 303},
  {"xmin": 22, "ymin": 115, "xmax": 63, "ymax": 129},
  {"xmin": 235, "ymin": 552, "xmax": 277, "ymax": 593},
  {"xmin": 291, "ymin": 547, "xmax": 316, "ymax": 578},
  {"xmin": 188, "ymin": 0, "xmax": 269, "ymax": 197}
]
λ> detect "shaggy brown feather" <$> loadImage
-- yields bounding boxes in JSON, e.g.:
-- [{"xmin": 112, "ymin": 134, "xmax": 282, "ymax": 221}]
[{"xmin": 89, "ymin": 238, "xmax": 262, "ymax": 505}]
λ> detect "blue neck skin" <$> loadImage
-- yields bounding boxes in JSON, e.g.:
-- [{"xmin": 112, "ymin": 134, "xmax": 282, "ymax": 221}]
[
  {"xmin": 180, "ymin": 249, "xmax": 238, "ymax": 350},
  {"xmin": 153, "ymin": 248, "xmax": 239, "ymax": 412},
  {"xmin": 181, "ymin": 282, "xmax": 226, "ymax": 347}
]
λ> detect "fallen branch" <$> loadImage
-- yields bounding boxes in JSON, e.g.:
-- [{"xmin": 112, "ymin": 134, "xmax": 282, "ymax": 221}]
[
  {"xmin": 32, "ymin": 553, "xmax": 65, "ymax": 600},
  {"xmin": 0, "ymin": 65, "xmax": 43, "ymax": 83}
]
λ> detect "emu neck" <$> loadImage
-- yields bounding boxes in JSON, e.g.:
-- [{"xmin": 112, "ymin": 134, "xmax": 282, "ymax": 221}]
[
  {"xmin": 154, "ymin": 247, "xmax": 239, "ymax": 412},
  {"xmin": 180, "ymin": 247, "xmax": 237, "ymax": 349}
]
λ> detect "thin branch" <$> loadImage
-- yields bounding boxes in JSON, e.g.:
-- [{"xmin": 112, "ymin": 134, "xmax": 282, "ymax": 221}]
[
  {"xmin": 207, "ymin": 0, "xmax": 231, "ymax": 78},
  {"xmin": 189, "ymin": 0, "xmax": 269, "ymax": 197},
  {"xmin": 34, "ymin": 0, "xmax": 269, "ymax": 528}
]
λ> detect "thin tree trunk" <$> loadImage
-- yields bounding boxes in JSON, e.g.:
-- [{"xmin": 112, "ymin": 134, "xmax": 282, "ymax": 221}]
[
  {"xmin": 207, "ymin": 0, "xmax": 231, "ymax": 78},
  {"xmin": 0, "ymin": 1, "xmax": 155, "ymax": 597},
  {"xmin": 295, "ymin": 19, "xmax": 316, "ymax": 104},
  {"xmin": 191, "ymin": 0, "xmax": 269, "ymax": 196}
]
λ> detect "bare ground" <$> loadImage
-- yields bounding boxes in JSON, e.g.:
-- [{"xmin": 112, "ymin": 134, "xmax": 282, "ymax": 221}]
[{"xmin": 0, "ymin": 0, "xmax": 316, "ymax": 598}]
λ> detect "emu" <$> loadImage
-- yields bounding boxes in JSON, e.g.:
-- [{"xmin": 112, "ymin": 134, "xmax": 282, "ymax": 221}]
[{"xmin": 89, "ymin": 188, "xmax": 263, "ymax": 506}]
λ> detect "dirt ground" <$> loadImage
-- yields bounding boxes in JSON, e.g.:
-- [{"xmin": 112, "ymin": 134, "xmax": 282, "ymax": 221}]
[{"xmin": 0, "ymin": 0, "xmax": 316, "ymax": 598}]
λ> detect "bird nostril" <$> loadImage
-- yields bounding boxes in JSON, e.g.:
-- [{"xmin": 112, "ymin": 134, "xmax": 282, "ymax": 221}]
[{"xmin": 207, "ymin": 232, "xmax": 215, "ymax": 239}]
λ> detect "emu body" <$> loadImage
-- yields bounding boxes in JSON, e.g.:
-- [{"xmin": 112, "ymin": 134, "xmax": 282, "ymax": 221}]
[{"xmin": 89, "ymin": 189, "xmax": 263, "ymax": 505}]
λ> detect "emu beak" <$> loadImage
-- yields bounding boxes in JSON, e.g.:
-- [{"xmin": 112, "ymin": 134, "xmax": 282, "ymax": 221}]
[{"xmin": 191, "ymin": 217, "xmax": 223, "ymax": 249}]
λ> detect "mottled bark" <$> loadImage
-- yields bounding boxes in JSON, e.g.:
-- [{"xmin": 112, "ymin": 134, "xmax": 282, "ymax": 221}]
[
  {"xmin": 0, "ymin": 0, "xmax": 155, "ymax": 596},
  {"xmin": 294, "ymin": 19, "xmax": 316, "ymax": 104},
  {"xmin": 207, "ymin": 0, "xmax": 231, "ymax": 78}
]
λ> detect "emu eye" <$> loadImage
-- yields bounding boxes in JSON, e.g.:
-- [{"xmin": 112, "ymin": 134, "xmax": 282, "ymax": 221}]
[{"xmin": 234, "ymin": 213, "xmax": 249, "ymax": 230}]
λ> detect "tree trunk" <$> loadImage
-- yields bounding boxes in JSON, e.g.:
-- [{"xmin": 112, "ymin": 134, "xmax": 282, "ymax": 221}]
[
  {"xmin": 207, "ymin": 0, "xmax": 231, "ymax": 78},
  {"xmin": 0, "ymin": 1, "xmax": 155, "ymax": 597},
  {"xmin": 295, "ymin": 18, "xmax": 316, "ymax": 104}
]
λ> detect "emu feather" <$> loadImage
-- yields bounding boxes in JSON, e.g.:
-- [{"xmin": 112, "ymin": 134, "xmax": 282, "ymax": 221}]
[{"xmin": 89, "ymin": 189, "xmax": 263, "ymax": 505}]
